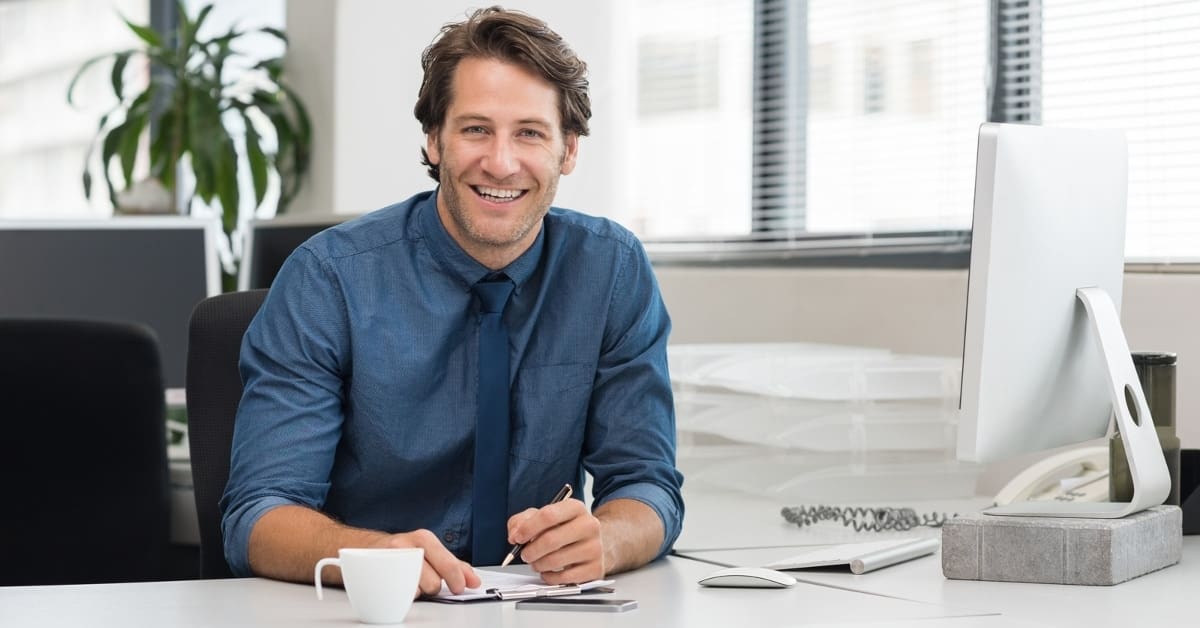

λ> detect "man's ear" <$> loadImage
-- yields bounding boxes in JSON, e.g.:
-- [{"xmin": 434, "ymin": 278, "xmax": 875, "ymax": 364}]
[
  {"xmin": 425, "ymin": 130, "xmax": 441, "ymax": 165},
  {"xmin": 560, "ymin": 133, "xmax": 580, "ymax": 175}
]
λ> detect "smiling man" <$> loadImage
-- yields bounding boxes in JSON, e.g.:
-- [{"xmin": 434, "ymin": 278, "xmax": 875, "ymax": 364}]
[{"xmin": 220, "ymin": 6, "xmax": 684, "ymax": 598}]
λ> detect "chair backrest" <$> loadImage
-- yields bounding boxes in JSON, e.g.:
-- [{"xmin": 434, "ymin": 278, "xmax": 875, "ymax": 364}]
[
  {"xmin": 186, "ymin": 289, "xmax": 267, "ymax": 579},
  {"xmin": 0, "ymin": 319, "xmax": 168, "ymax": 585}
]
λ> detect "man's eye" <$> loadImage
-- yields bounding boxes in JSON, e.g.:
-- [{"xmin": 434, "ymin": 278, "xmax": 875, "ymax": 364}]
[
  {"xmin": 464, "ymin": 126, "xmax": 487, "ymax": 134},
  {"xmin": 519, "ymin": 129, "xmax": 545, "ymax": 139}
]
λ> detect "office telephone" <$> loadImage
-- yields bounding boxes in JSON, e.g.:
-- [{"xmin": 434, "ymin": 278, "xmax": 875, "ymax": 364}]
[
  {"xmin": 781, "ymin": 446, "xmax": 1112, "ymax": 531},
  {"xmin": 993, "ymin": 446, "xmax": 1110, "ymax": 506}
]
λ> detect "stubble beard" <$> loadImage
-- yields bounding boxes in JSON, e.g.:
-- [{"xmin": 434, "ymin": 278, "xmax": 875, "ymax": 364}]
[{"xmin": 437, "ymin": 144, "xmax": 563, "ymax": 251}]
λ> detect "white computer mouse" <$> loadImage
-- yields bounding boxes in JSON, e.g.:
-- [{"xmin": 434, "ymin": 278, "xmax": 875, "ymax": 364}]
[{"xmin": 697, "ymin": 566, "xmax": 797, "ymax": 588}]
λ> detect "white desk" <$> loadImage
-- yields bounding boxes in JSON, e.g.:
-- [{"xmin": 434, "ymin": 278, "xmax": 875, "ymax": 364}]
[
  {"xmin": 676, "ymin": 487, "xmax": 1197, "ymax": 627},
  {"xmin": 1, "ymin": 557, "xmax": 987, "ymax": 627},
  {"xmin": 3, "ymin": 489, "xmax": 1194, "ymax": 627}
]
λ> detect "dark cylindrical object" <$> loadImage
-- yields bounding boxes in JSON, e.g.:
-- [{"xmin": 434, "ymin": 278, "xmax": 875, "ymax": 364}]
[{"xmin": 1110, "ymin": 352, "xmax": 1180, "ymax": 505}]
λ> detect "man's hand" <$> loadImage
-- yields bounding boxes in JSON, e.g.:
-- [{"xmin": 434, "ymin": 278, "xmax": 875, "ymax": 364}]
[
  {"xmin": 506, "ymin": 499, "xmax": 604, "ymax": 584},
  {"xmin": 368, "ymin": 530, "xmax": 481, "ymax": 598},
  {"xmin": 249, "ymin": 506, "xmax": 480, "ymax": 599}
]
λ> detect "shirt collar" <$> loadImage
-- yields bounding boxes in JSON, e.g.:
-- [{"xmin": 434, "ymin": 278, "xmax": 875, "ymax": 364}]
[{"xmin": 416, "ymin": 187, "xmax": 545, "ymax": 294}]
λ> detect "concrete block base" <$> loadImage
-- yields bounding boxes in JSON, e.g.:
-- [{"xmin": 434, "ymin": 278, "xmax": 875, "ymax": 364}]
[{"xmin": 941, "ymin": 505, "xmax": 1181, "ymax": 585}]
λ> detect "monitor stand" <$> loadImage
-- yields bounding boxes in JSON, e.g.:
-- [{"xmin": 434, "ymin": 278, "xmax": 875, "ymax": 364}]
[{"xmin": 983, "ymin": 287, "xmax": 1170, "ymax": 518}]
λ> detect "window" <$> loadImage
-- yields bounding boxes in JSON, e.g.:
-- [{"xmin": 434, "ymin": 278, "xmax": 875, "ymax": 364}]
[
  {"xmin": 634, "ymin": 0, "xmax": 985, "ymax": 263},
  {"xmin": 632, "ymin": 0, "xmax": 1200, "ymax": 262},
  {"xmin": 628, "ymin": 0, "xmax": 754, "ymax": 239},
  {"xmin": 1037, "ymin": 0, "xmax": 1200, "ymax": 261},
  {"xmin": 0, "ymin": 0, "xmax": 150, "ymax": 218}
]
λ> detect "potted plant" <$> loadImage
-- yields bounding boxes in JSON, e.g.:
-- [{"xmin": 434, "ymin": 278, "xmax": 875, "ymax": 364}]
[{"xmin": 68, "ymin": 1, "xmax": 311, "ymax": 290}]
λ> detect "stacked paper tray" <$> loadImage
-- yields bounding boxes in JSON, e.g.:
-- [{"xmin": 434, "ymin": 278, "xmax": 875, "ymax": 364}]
[
  {"xmin": 675, "ymin": 391, "xmax": 957, "ymax": 452},
  {"xmin": 669, "ymin": 343, "xmax": 980, "ymax": 501},
  {"xmin": 670, "ymin": 342, "xmax": 959, "ymax": 401}
]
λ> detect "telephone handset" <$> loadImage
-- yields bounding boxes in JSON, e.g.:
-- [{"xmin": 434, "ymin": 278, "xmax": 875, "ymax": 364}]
[{"xmin": 993, "ymin": 446, "xmax": 1110, "ymax": 506}]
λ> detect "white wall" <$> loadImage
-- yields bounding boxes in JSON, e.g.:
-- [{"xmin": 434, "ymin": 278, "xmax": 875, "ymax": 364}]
[{"xmin": 285, "ymin": 0, "xmax": 628, "ymax": 216}]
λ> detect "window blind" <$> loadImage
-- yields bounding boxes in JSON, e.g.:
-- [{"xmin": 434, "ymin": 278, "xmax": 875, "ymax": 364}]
[
  {"xmin": 752, "ymin": 0, "xmax": 807, "ymax": 234},
  {"xmin": 1038, "ymin": 0, "xmax": 1200, "ymax": 260},
  {"xmin": 627, "ymin": 1, "xmax": 1200, "ymax": 262},
  {"xmin": 992, "ymin": 0, "xmax": 1042, "ymax": 123},
  {"xmin": 799, "ymin": 0, "xmax": 988, "ymax": 235}
]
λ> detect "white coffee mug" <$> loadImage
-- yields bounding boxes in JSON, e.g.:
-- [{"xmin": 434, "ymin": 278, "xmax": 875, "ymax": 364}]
[{"xmin": 314, "ymin": 547, "xmax": 424, "ymax": 624}]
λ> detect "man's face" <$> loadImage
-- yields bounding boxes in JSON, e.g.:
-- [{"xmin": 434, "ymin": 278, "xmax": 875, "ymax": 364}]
[{"xmin": 426, "ymin": 57, "xmax": 579, "ymax": 267}]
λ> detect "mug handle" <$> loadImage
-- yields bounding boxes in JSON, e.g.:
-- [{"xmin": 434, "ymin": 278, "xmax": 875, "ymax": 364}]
[{"xmin": 314, "ymin": 557, "xmax": 341, "ymax": 600}]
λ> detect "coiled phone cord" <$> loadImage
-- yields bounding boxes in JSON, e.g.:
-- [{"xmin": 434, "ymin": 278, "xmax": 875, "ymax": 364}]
[{"xmin": 781, "ymin": 505, "xmax": 957, "ymax": 532}]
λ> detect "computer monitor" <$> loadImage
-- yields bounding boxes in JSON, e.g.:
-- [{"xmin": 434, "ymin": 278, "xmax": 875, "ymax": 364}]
[
  {"xmin": 238, "ymin": 213, "xmax": 351, "ymax": 291},
  {"xmin": 0, "ymin": 217, "xmax": 221, "ymax": 389},
  {"xmin": 956, "ymin": 123, "xmax": 1169, "ymax": 517}
]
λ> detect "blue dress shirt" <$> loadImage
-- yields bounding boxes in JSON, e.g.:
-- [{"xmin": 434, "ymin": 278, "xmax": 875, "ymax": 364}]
[{"xmin": 220, "ymin": 190, "xmax": 684, "ymax": 576}]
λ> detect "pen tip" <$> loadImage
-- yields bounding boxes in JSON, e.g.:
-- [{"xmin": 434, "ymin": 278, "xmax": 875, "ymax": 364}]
[{"xmin": 500, "ymin": 554, "xmax": 513, "ymax": 568}]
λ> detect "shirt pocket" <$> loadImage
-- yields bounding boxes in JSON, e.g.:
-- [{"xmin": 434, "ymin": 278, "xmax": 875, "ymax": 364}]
[{"xmin": 511, "ymin": 362, "xmax": 593, "ymax": 463}]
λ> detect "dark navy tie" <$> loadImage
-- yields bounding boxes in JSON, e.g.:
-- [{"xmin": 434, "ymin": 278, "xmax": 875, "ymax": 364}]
[{"xmin": 470, "ymin": 273, "xmax": 515, "ymax": 565}]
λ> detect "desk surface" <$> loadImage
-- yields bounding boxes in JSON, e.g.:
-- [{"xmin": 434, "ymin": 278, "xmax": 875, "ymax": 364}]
[
  {"xmin": 3, "ymin": 489, "xmax": 1194, "ymax": 627},
  {"xmin": 676, "ymin": 488, "xmax": 1197, "ymax": 627},
  {"xmin": 1, "ymin": 557, "xmax": 987, "ymax": 627}
]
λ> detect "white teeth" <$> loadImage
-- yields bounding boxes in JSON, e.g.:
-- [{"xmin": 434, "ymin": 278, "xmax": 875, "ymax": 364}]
[{"xmin": 475, "ymin": 186, "xmax": 523, "ymax": 200}]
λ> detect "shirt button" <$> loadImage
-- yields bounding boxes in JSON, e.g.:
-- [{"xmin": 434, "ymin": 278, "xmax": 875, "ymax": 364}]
[{"xmin": 443, "ymin": 531, "xmax": 457, "ymax": 544}]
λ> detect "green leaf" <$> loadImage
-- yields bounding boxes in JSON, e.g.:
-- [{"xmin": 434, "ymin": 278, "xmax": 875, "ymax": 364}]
[
  {"xmin": 175, "ymin": 0, "xmax": 191, "ymax": 33},
  {"xmin": 122, "ymin": 16, "xmax": 163, "ymax": 49},
  {"xmin": 79, "ymin": 111, "xmax": 113, "ymax": 200},
  {"xmin": 252, "ymin": 57, "xmax": 283, "ymax": 82},
  {"xmin": 217, "ymin": 170, "xmax": 239, "ymax": 235},
  {"xmin": 187, "ymin": 86, "xmax": 223, "ymax": 204},
  {"xmin": 192, "ymin": 4, "xmax": 215, "ymax": 37},
  {"xmin": 207, "ymin": 34, "xmax": 236, "ymax": 84},
  {"xmin": 277, "ymin": 84, "xmax": 312, "ymax": 211},
  {"xmin": 118, "ymin": 109, "xmax": 149, "ymax": 188},
  {"xmin": 181, "ymin": 3, "xmax": 215, "ymax": 53},
  {"xmin": 243, "ymin": 119, "xmax": 269, "ymax": 208},
  {"xmin": 100, "ymin": 120, "xmax": 129, "ymax": 207},
  {"xmin": 211, "ymin": 122, "xmax": 241, "ymax": 235},
  {"xmin": 110, "ymin": 51, "xmax": 132, "ymax": 99},
  {"xmin": 67, "ymin": 51, "xmax": 133, "ymax": 107},
  {"xmin": 269, "ymin": 106, "xmax": 295, "ymax": 168},
  {"xmin": 150, "ymin": 106, "xmax": 176, "ymax": 180},
  {"xmin": 199, "ymin": 27, "xmax": 244, "ymax": 50},
  {"xmin": 115, "ymin": 90, "xmax": 154, "ymax": 188},
  {"xmin": 280, "ymin": 84, "xmax": 312, "ymax": 148},
  {"xmin": 259, "ymin": 27, "xmax": 288, "ymax": 44}
]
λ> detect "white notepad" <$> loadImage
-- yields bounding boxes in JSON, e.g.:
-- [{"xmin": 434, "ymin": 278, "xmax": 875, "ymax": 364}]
[
  {"xmin": 763, "ymin": 537, "xmax": 940, "ymax": 575},
  {"xmin": 430, "ymin": 569, "xmax": 614, "ymax": 602}
]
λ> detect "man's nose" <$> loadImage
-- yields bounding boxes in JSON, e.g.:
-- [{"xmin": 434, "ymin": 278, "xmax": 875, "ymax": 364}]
[{"xmin": 481, "ymin": 138, "xmax": 520, "ymax": 180}]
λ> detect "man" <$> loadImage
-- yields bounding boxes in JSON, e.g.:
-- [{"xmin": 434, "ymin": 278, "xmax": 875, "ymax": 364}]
[{"xmin": 220, "ymin": 7, "xmax": 683, "ymax": 597}]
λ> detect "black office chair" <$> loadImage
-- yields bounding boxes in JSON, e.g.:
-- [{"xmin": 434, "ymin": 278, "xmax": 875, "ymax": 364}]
[
  {"xmin": 0, "ymin": 319, "xmax": 169, "ymax": 585},
  {"xmin": 186, "ymin": 289, "xmax": 267, "ymax": 579}
]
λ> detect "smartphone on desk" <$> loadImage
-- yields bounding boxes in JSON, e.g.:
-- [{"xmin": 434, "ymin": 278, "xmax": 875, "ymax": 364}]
[{"xmin": 515, "ymin": 598, "xmax": 638, "ymax": 612}]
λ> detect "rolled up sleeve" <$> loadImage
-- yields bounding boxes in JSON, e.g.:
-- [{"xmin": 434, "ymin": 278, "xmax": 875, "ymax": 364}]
[
  {"xmin": 219, "ymin": 247, "xmax": 350, "ymax": 576},
  {"xmin": 585, "ymin": 242, "xmax": 684, "ymax": 560}
]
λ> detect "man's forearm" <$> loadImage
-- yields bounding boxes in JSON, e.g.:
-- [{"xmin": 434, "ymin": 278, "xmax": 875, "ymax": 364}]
[
  {"xmin": 248, "ymin": 505, "xmax": 391, "ymax": 584},
  {"xmin": 594, "ymin": 498, "xmax": 666, "ymax": 575}
]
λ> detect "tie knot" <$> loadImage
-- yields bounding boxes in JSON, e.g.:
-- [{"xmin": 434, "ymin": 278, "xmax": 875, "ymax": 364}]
[{"xmin": 472, "ymin": 274, "xmax": 514, "ymax": 314}]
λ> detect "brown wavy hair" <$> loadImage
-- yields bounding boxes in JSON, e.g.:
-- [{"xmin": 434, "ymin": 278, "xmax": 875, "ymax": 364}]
[{"xmin": 414, "ymin": 6, "xmax": 591, "ymax": 181}]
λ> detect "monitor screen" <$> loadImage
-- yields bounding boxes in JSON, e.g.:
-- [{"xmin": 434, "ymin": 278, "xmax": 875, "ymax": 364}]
[
  {"xmin": 957, "ymin": 123, "xmax": 1128, "ymax": 464},
  {"xmin": 239, "ymin": 214, "xmax": 351, "ymax": 291},
  {"xmin": 0, "ymin": 217, "xmax": 220, "ymax": 389}
]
